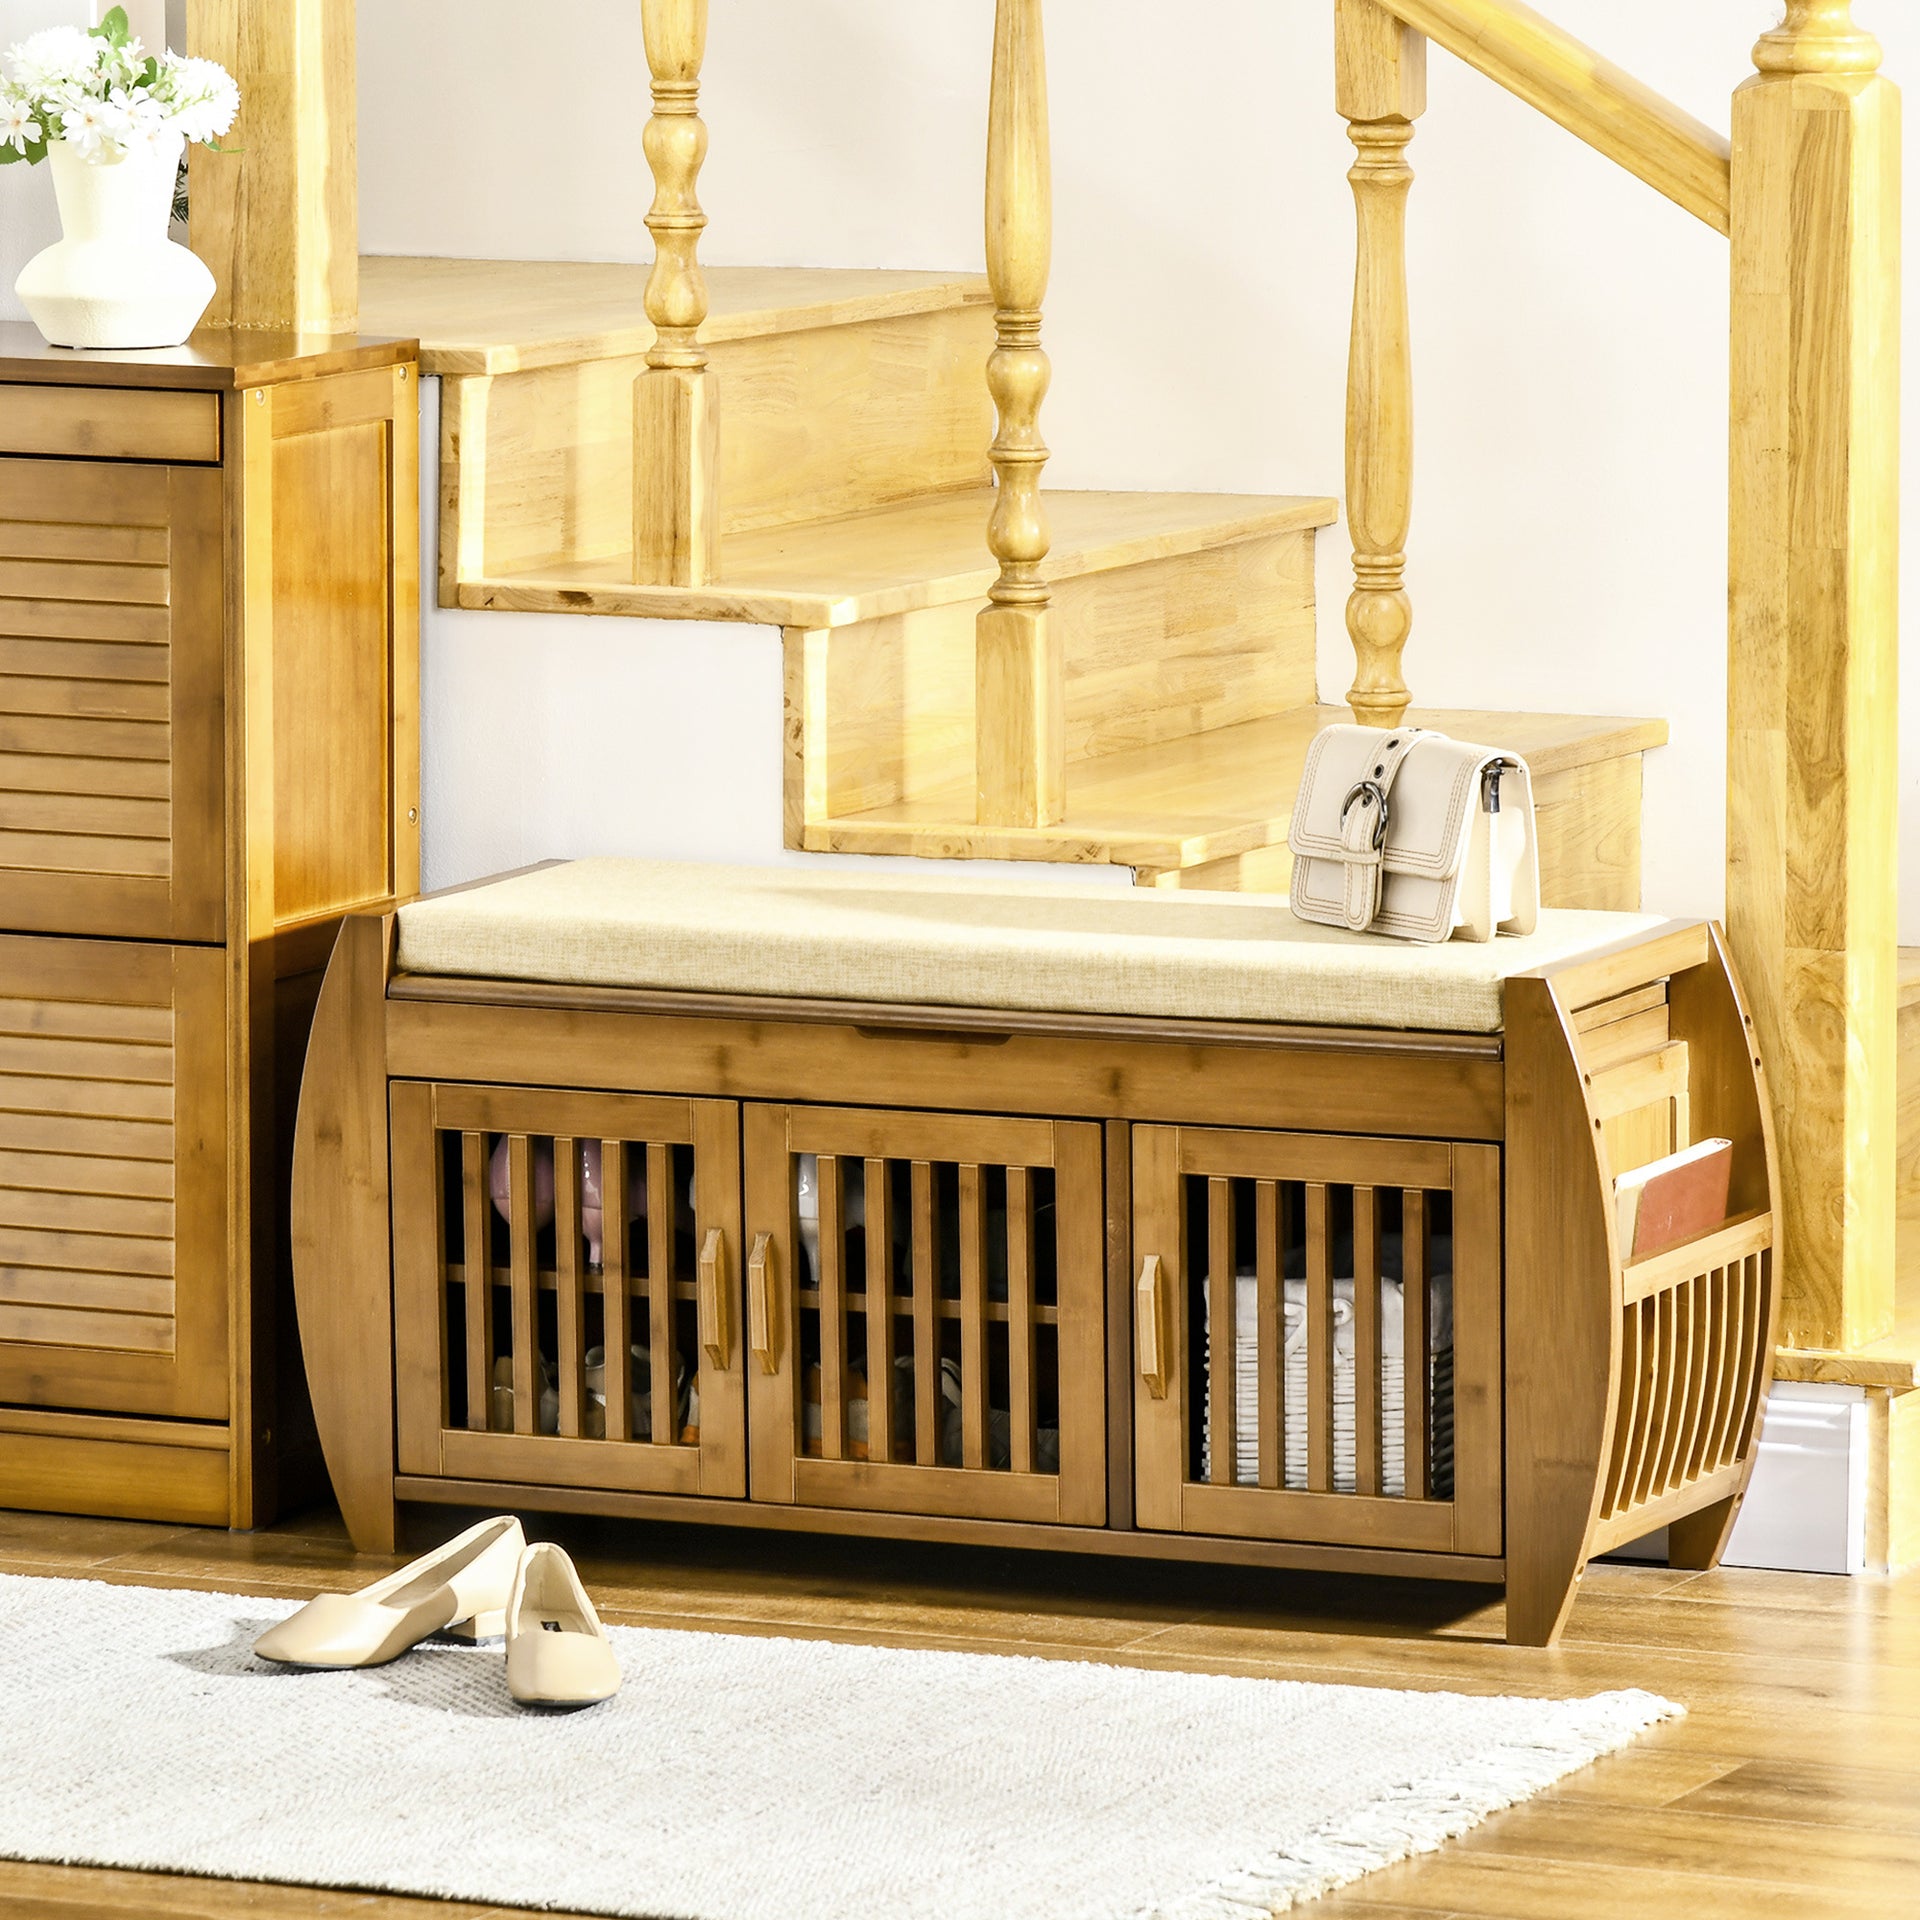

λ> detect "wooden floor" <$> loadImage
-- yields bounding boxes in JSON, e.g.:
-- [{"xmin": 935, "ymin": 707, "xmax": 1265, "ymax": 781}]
[{"xmin": 0, "ymin": 1504, "xmax": 1914, "ymax": 1919}]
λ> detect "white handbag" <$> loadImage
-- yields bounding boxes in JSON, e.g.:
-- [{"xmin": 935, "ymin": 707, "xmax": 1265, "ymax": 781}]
[{"xmin": 1286, "ymin": 724, "xmax": 1539, "ymax": 943}]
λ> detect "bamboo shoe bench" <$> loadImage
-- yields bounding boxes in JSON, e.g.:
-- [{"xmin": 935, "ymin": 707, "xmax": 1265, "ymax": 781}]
[{"xmin": 293, "ymin": 860, "xmax": 1780, "ymax": 1646}]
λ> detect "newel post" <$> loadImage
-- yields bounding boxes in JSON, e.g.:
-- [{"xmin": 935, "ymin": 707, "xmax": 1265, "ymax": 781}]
[
  {"xmin": 1336, "ymin": 0, "xmax": 1426, "ymax": 726},
  {"xmin": 1728, "ymin": 1, "xmax": 1900, "ymax": 1352},
  {"xmin": 975, "ymin": 0, "xmax": 1061, "ymax": 829},
  {"xmin": 634, "ymin": 0, "xmax": 720, "ymax": 586}
]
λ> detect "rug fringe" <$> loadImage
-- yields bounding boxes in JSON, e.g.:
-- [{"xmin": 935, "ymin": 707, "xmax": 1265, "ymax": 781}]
[{"xmin": 1146, "ymin": 1688, "xmax": 1683, "ymax": 1920}]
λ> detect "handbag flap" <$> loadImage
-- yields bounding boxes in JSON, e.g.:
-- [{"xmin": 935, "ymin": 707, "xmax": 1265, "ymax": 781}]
[{"xmin": 1287, "ymin": 726, "xmax": 1491, "ymax": 882}]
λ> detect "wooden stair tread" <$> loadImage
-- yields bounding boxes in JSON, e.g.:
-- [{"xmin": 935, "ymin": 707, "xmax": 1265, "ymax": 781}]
[
  {"xmin": 458, "ymin": 488, "xmax": 1338, "ymax": 630},
  {"xmin": 360, "ymin": 257, "xmax": 991, "ymax": 377},
  {"xmin": 806, "ymin": 704, "xmax": 1668, "ymax": 871}
]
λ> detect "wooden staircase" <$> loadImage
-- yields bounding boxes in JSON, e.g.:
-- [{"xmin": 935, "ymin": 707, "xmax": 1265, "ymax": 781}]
[{"xmin": 362, "ymin": 252, "xmax": 1663, "ymax": 901}]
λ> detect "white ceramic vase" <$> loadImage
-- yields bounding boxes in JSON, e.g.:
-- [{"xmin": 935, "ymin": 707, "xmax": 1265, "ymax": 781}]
[{"xmin": 14, "ymin": 135, "xmax": 214, "ymax": 350}]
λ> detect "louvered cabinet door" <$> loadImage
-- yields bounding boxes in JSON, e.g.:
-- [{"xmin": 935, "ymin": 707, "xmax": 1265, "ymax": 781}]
[
  {"xmin": 0, "ymin": 458, "xmax": 223, "ymax": 943},
  {"xmin": 0, "ymin": 933, "xmax": 228, "ymax": 1421}
]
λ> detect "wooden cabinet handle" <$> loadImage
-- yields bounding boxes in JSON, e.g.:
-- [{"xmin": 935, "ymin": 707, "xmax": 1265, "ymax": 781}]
[
  {"xmin": 698, "ymin": 1226, "xmax": 731, "ymax": 1369},
  {"xmin": 747, "ymin": 1231, "xmax": 778, "ymax": 1375},
  {"xmin": 1136, "ymin": 1253, "xmax": 1169, "ymax": 1399}
]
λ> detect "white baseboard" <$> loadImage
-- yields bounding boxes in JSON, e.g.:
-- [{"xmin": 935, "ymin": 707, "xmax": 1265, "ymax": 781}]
[{"xmin": 1608, "ymin": 1385, "xmax": 1868, "ymax": 1576}]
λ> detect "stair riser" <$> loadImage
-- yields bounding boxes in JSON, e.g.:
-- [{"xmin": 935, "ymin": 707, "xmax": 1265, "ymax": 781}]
[
  {"xmin": 1136, "ymin": 752, "xmax": 1645, "ymax": 910},
  {"xmin": 440, "ymin": 305, "xmax": 994, "ymax": 592},
  {"xmin": 785, "ymin": 528, "xmax": 1320, "ymax": 822}
]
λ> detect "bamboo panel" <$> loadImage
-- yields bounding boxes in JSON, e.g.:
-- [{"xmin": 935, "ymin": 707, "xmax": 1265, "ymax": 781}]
[
  {"xmin": 0, "ymin": 1033, "xmax": 173, "ymax": 1084},
  {"xmin": 0, "ymin": 753, "xmax": 169, "ymax": 799},
  {"xmin": 1255, "ymin": 1179, "xmax": 1280, "ymax": 1490},
  {"xmin": 0, "ymin": 522, "xmax": 168, "ymax": 566},
  {"xmin": 865, "ymin": 1156, "xmax": 894, "ymax": 1467},
  {"xmin": 1306, "ymin": 1181, "xmax": 1333, "ymax": 1494},
  {"xmin": 1353, "ymin": 1185, "xmax": 1382, "ymax": 1497},
  {"xmin": 601, "ymin": 1140, "xmax": 632, "ymax": 1442},
  {"xmin": 507, "ymin": 1134, "xmax": 536, "ymax": 1435},
  {"xmin": 0, "ymin": 597, "xmax": 169, "ymax": 645},
  {"xmin": 0, "ymin": 676, "xmax": 169, "ymax": 723},
  {"xmin": 1207, "ymin": 1174, "xmax": 1234, "ymax": 1487},
  {"xmin": 0, "ymin": 830, "xmax": 169, "ymax": 879},
  {"xmin": 959, "ymin": 1162, "xmax": 987, "ymax": 1471},
  {"xmin": 0, "ymin": 1148, "xmax": 173, "ymax": 1199},
  {"xmin": 0, "ymin": 714, "xmax": 168, "ymax": 760},
  {"xmin": 0, "ymin": 1300, "xmax": 172, "ymax": 1353},
  {"xmin": 0, "ymin": 1223, "xmax": 171, "ymax": 1277},
  {"xmin": 0, "ymin": 792, "xmax": 169, "ymax": 838},
  {"xmin": 1008, "ymin": 1165, "xmax": 1038, "ymax": 1474},
  {"xmin": 1403, "ymin": 1188, "xmax": 1428, "ymax": 1501},
  {"xmin": 0, "ymin": 1188, "xmax": 171, "ymax": 1238},
  {"xmin": 911, "ymin": 1158, "xmax": 937, "ymax": 1466},
  {"xmin": 0, "ymin": 997, "xmax": 172, "ymax": 1044},
  {"xmin": 0, "ymin": 637, "xmax": 169, "ymax": 682},
  {"xmin": 460, "ymin": 1131, "xmax": 491, "ymax": 1433},
  {"xmin": 0, "ymin": 1110, "xmax": 171, "ymax": 1160},
  {"xmin": 0, "ymin": 558, "xmax": 169, "ymax": 607},
  {"xmin": 647, "ymin": 1139, "xmax": 675, "ymax": 1444},
  {"xmin": 554, "ymin": 1136, "xmax": 584, "ymax": 1438},
  {"xmin": 0, "ymin": 1267, "xmax": 173, "ymax": 1314},
  {"xmin": 0, "ymin": 1071, "xmax": 171, "ymax": 1123}
]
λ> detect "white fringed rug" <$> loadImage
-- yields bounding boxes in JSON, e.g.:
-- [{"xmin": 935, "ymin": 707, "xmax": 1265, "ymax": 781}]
[{"xmin": 0, "ymin": 1571, "xmax": 1676, "ymax": 1919}]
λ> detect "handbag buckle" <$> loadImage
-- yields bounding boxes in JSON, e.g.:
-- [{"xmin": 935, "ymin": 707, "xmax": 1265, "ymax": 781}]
[{"xmin": 1341, "ymin": 779, "xmax": 1391, "ymax": 852}]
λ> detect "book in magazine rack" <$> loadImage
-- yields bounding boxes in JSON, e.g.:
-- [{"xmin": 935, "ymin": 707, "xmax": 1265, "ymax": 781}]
[{"xmin": 292, "ymin": 873, "xmax": 1778, "ymax": 1647}]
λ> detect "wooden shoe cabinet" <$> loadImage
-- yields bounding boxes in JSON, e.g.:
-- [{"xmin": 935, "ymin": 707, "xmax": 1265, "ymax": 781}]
[{"xmin": 0, "ymin": 329, "xmax": 418, "ymax": 1527}]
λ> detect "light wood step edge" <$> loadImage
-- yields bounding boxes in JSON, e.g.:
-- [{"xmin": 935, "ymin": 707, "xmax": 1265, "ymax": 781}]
[
  {"xmin": 806, "ymin": 706, "xmax": 1668, "ymax": 873},
  {"xmin": 458, "ymin": 490, "xmax": 1339, "ymax": 631},
  {"xmin": 360, "ymin": 258, "xmax": 993, "ymax": 378}
]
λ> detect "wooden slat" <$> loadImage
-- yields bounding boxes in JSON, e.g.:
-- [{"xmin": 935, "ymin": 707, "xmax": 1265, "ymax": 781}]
[
  {"xmin": 865, "ymin": 1156, "xmax": 894, "ymax": 1467},
  {"xmin": 601, "ymin": 1140, "xmax": 632, "ymax": 1442},
  {"xmin": 0, "ymin": 597, "xmax": 169, "ymax": 645},
  {"xmin": 647, "ymin": 1140, "xmax": 675, "ymax": 1444},
  {"xmin": 959, "ymin": 1162, "xmax": 987, "ymax": 1470},
  {"xmin": 1589, "ymin": 1039, "xmax": 1690, "ymax": 1123},
  {"xmin": 1570, "ymin": 981, "xmax": 1667, "ymax": 1033},
  {"xmin": 1306, "ymin": 1181, "xmax": 1333, "ymax": 1494},
  {"xmin": 0, "ymin": 1072, "xmax": 170, "ymax": 1123},
  {"xmin": 0, "ymin": 1148, "xmax": 172, "ymax": 1200},
  {"xmin": 0, "ymin": 676, "xmax": 169, "ymax": 723},
  {"xmin": 1207, "ymin": 1174, "xmax": 1233, "ymax": 1487},
  {"xmin": 1353, "ymin": 1185, "xmax": 1382, "ymax": 1498},
  {"xmin": 0, "ymin": 384, "xmax": 220, "ymax": 463},
  {"xmin": 1653, "ymin": 1277, "xmax": 1696, "ymax": 1495},
  {"xmin": 507, "ymin": 1134, "xmax": 536, "ymax": 1436},
  {"xmin": 791, "ymin": 1105, "xmax": 1057, "ymax": 1170},
  {"xmin": 911, "ymin": 1158, "xmax": 937, "ymax": 1466},
  {"xmin": 0, "ymin": 997, "xmax": 171, "ymax": 1045},
  {"xmin": 0, "ymin": 521, "xmax": 168, "ymax": 565},
  {"xmin": 0, "ymin": 459, "xmax": 171, "ymax": 527},
  {"xmin": 0, "ymin": 558, "xmax": 169, "ymax": 607},
  {"xmin": 1622, "ymin": 1209, "xmax": 1774, "ymax": 1304},
  {"xmin": 1706, "ymin": 1253, "xmax": 1747, "ymax": 1471},
  {"xmin": 0, "ymin": 1226, "xmax": 172, "ymax": 1279},
  {"xmin": 460, "ymin": 1131, "xmax": 491, "ymax": 1433},
  {"xmin": 1632, "ymin": 1287, "xmax": 1676, "ymax": 1510},
  {"xmin": 817, "ymin": 1152, "xmax": 846, "ymax": 1459},
  {"xmin": 0, "ymin": 637, "xmax": 169, "ymax": 683},
  {"xmin": 432, "ymin": 1081, "xmax": 695, "ymax": 1146},
  {"xmin": 1168, "ymin": 1124, "xmax": 1451, "ymax": 1191},
  {"xmin": 1579, "ymin": 1004, "xmax": 1672, "ymax": 1073},
  {"xmin": 0, "ymin": 830, "xmax": 169, "ymax": 879},
  {"xmin": 0, "ymin": 1034, "xmax": 173, "ymax": 1085},
  {"xmin": 0, "ymin": 1110, "xmax": 170, "ymax": 1160},
  {"xmin": 1682, "ymin": 1268, "xmax": 1721, "ymax": 1484},
  {"xmin": 0, "ymin": 1266, "xmax": 172, "ymax": 1314},
  {"xmin": 0, "ymin": 1299, "xmax": 172, "ymax": 1353},
  {"xmin": 1735, "ymin": 1252, "xmax": 1771, "ymax": 1461},
  {"xmin": 0, "ymin": 791, "xmax": 169, "ymax": 838},
  {"xmin": 0, "ymin": 1187, "xmax": 171, "ymax": 1238},
  {"xmin": 0, "ymin": 753, "xmax": 169, "ymax": 800},
  {"xmin": 554, "ymin": 1136, "xmax": 584, "ymax": 1439},
  {"xmin": 1402, "ymin": 1188, "xmax": 1428, "ymax": 1501},
  {"xmin": 1005, "ymin": 1163, "xmax": 1034, "ymax": 1476},
  {"xmin": 1603, "ymin": 1300, "xmax": 1644, "ymax": 1518},
  {"xmin": 1255, "ymin": 1178, "xmax": 1280, "ymax": 1490},
  {"xmin": 0, "ymin": 713, "xmax": 168, "ymax": 760}
]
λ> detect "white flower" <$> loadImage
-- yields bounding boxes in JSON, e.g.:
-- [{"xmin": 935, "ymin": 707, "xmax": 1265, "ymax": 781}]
[
  {"xmin": 161, "ymin": 56, "xmax": 238, "ymax": 144},
  {"xmin": 0, "ymin": 95, "xmax": 40, "ymax": 156},
  {"xmin": 60, "ymin": 96, "xmax": 129, "ymax": 162},
  {"xmin": 5, "ymin": 26, "xmax": 98, "ymax": 93}
]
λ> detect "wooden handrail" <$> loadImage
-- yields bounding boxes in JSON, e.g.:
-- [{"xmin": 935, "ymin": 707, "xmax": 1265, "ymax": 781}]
[
  {"xmin": 1376, "ymin": 0, "xmax": 1731, "ymax": 234},
  {"xmin": 975, "ymin": 0, "xmax": 1062, "ymax": 828}
]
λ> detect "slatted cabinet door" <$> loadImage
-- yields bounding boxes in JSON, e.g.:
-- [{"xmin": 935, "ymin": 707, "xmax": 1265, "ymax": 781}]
[
  {"xmin": 1132, "ymin": 1125, "xmax": 1502, "ymax": 1557},
  {"xmin": 0, "ymin": 933, "xmax": 227, "ymax": 1420},
  {"xmin": 743, "ymin": 1103, "xmax": 1106, "ymax": 1525},
  {"xmin": 390, "ymin": 1082, "xmax": 747, "ymax": 1499},
  {"xmin": 0, "ymin": 459, "xmax": 223, "ymax": 942}
]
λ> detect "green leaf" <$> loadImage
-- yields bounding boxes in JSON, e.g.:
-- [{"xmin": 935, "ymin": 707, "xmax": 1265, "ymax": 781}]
[{"xmin": 96, "ymin": 8, "xmax": 131, "ymax": 46}]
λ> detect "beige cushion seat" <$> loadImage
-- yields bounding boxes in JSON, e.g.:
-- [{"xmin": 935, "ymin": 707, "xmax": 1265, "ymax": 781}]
[{"xmin": 394, "ymin": 858, "xmax": 1665, "ymax": 1037}]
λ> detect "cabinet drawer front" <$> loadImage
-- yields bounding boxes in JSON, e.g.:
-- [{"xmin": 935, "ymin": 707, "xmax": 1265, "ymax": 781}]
[
  {"xmin": 390, "ymin": 1080, "xmax": 747, "ymax": 1500},
  {"xmin": 0, "ymin": 385, "xmax": 220, "ymax": 463},
  {"xmin": 0, "ymin": 460, "xmax": 223, "ymax": 941},
  {"xmin": 744, "ymin": 1103, "xmax": 1107, "ymax": 1527},
  {"xmin": 1131, "ymin": 1124, "xmax": 1503, "ymax": 1558},
  {"xmin": 0, "ymin": 934, "xmax": 228, "ymax": 1422}
]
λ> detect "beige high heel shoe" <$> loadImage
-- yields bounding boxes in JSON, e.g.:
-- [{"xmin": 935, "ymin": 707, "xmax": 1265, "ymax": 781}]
[
  {"xmin": 504, "ymin": 1542, "xmax": 621, "ymax": 1707},
  {"xmin": 254, "ymin": 1515, "xmax": 526, "ymax": 1670}
]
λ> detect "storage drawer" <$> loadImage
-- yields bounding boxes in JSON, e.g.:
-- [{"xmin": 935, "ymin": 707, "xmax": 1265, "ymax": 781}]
[
  {"xmin": 1131, "ymin": 1124, "xmax": 1502, "ymax": 1556},
  {"xmin": 390, "ymin": 1081, "xmax": 748, "ymax": 1499},
  {"xmin": 0, "ymin": 459, "xmax": 224, "ymax": 941},
  {"xmin": 0, "ymin": 932, "xmax": 228, "ymax": 1422},
  {"xmin": 743, "ymin": 1103, "xmax": 1107, "ymax": 1526},
  {"xmin": 0, "ymin": 384, "xmax": 220, "ymax": 463}
]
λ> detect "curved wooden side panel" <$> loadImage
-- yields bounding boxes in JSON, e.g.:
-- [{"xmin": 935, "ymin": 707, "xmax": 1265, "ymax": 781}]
[
  {"xmin": 1665, "ymin": 924, "xmax": 1782, "ymax": 1568},
  {"xmin": 1503, "ymin": 972, "xmax": 1620, "ymax": 1646},
  {"xmin": 289, "ymin": 913, "xmax": 399, "ymax": 1553}
]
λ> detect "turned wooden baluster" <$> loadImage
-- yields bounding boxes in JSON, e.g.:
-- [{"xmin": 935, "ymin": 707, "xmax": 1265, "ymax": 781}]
[
  {"xmin": 975, "ymin": 0, "xmax": 1061, "ymax": 828},
  {"xmin": 633, "ymin": 0, "xmax": 719, "ymax": 586},
  {"xmin": 1336, "ymin": 0, "xmax": 1427, "ymax": 727}
]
